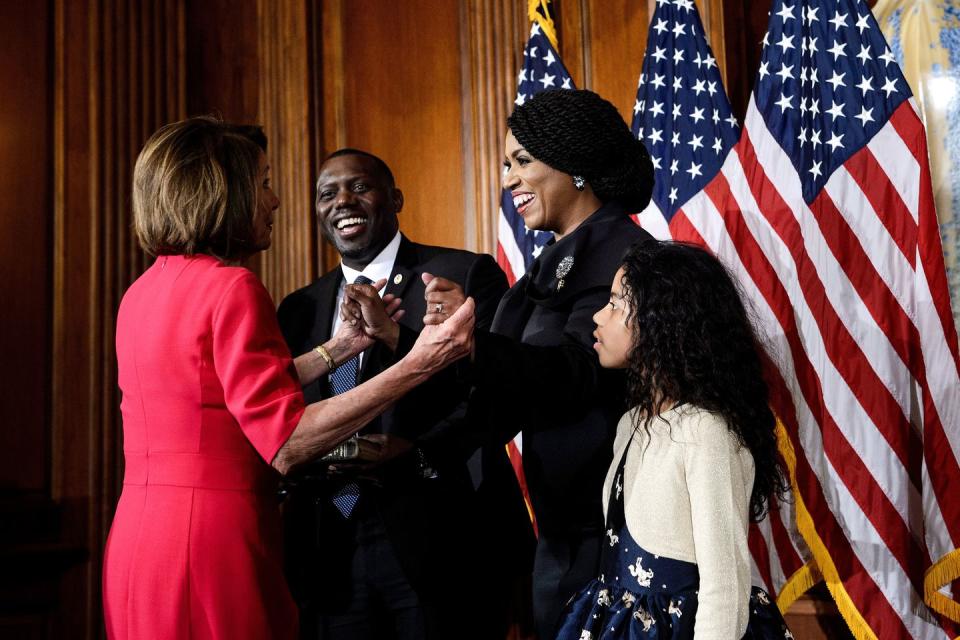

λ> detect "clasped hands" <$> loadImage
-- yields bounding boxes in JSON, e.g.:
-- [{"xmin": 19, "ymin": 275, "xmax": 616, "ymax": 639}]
[
  {"xmin": 329, "ymin": 275, "xmax": 476, "ymax": 469},
  {"xmin": 334, "ymin": 274, "xmax": 475, "ymax": 363},
  {"xmin": 336, "ymin": 278, "xmax": 404, "ymax": 353}
]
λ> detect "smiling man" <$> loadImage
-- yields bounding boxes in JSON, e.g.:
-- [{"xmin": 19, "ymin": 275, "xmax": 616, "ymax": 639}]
[{"xmin": 276, "ymin": 148, "xmax": 519, "ymax": 640}]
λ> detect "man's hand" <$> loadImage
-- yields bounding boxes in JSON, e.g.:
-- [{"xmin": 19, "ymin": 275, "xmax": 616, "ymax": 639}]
[
  {"xmin": 342, "ymin": 278, "xmax": 404, "ymax": 351},
  {"xmin": 422, "ymin": 272, "xmax": 467, "ymax": 326}
]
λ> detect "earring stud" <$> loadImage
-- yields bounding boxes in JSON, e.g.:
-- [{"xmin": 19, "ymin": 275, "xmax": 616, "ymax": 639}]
[{"xmin": 573, "ymin": 175, "xmax": 585, "ymax": 191}]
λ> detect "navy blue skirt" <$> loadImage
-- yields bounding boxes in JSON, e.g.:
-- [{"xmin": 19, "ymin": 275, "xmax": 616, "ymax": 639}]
[{"xmin": 554, "ymin": 532, "xmax": 790, "ymax": 639}]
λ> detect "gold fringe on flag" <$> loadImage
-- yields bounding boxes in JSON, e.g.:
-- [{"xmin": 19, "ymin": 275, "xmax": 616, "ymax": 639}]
[
  {"xmin": 770, "ymin": 418, "xmax": 818, "ymax": 613},
  {"xmin": 925, "ymin": 549, "xmax": 960, "ymax": 624},
  {"xmin": 775, "ymin": 562, "xmax": 818, "ymax": 614},
  {"xmin": 774, "ymin": 418, "xmax": 879, "ymax": 640}
]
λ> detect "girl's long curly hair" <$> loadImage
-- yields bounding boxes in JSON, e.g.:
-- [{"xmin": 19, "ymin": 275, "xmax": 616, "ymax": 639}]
[{"xmin": 619, "ymin": 240, "xmax": 789, "ymax": 521}]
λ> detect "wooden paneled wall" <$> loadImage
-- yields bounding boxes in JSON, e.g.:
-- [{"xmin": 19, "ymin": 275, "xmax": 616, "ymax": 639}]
[
  {"xmin": 0, "ymin": 0, "xmax": 52, "ymax": 496},
  {"xmin": 462, "ymin": 1, "xmax": 529, "ymax": 255},
  {"xmin": 255, "ymin": 0, "xmax": 323, "ymax": 298},
  {"xmin": 315, "ymin": 0, "xmax": 471, "ymax": 274},
  {"xmin": 52, "ymin": 1, "xmax": 186, "ymax": 638},
  {"xmin": 0, "ymin": 1, "xmax": 186, "ymax": 638}
]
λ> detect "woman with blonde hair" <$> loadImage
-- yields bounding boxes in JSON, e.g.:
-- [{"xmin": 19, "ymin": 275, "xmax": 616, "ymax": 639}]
[{"xmin": 102, "ymin": 116, "xmax": 475, "ymax": 640}]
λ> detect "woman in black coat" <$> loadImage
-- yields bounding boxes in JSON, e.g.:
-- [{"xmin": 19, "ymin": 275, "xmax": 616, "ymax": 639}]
[{"xmin": 424, "ymin": 89, "xmax": 655, "ymax": 638}]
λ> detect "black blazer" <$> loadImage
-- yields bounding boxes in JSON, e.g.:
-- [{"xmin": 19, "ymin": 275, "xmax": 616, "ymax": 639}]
[
  {"xmin": 276, "ymin": 235, "xmax": 516, "ymax": 608},
  {"xmin": 470, "ymin": 203, "xmax": 653, "ymax": 540}
]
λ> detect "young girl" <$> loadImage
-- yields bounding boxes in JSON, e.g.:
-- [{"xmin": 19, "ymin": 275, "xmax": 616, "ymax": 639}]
[{"xmin": 554, "ymin": 241, "xmax": 792, "ymax": 639}]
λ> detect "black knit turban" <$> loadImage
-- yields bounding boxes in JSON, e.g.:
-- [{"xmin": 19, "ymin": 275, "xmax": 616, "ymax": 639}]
[{"xmin": 507, "ymin": 89, "xmax": 654, "ymax": 212}]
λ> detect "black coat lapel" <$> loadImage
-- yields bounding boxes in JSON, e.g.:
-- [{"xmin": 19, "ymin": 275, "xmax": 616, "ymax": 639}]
[
  {"xmin": 490, "ymin": 203, "xmax": 633, "ymax": 337},
  {"xmin": 384, "ymin": 236, "xmax": 418, "ymax": 302},
  {"xmin": 491, "ymin": 274, "xmax": 533, "ymax": 339}
]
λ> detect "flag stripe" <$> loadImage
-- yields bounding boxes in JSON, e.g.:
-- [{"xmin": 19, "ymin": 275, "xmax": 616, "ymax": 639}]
[
  {"xmin": 884, "ymin": 105, "xmax": 960, "ymax": 551},
  {"xmin": 495, "ymin": 242, "xmax": 518, "ymax": 287},
  {"xmin": 821, "ymin": 163, "xmax": 922, "ymax": 375},
  {"xmin": 898, "ymin": 108, "xmax": 960, "ymax": 371},
  {"xmin": 867, "ymin": 118, "xmax": 920, "ymax": 224},
  {"xmin": 768, "ymin": 367, "xmax": 919, "ymax": 639},
  {"xmin": 497, "ymin": 210, "xmax": 526, "ymax": 286},
  {"xmin": 842, "ymin": 146, "xmax": 916, "ymax": 264},
  {"xmin": 767, "ymin": 497, "xmax": 805, "ymax": 581},
  {"xmin": 808, "ymin": 185, "xmax": 922, "ymax": 481},
  {"xmin": 818, "ymin": 169, "xmax": 923, "ymax": 387},
  {"xmin": 748, "ymin": 522, "xmax": 777, "ymax": 594},
  {"xmin": 667, "ymin": 210, "xmax": 707, "ymax": 247},
  {"xmin": 638, "ymin": 203, "xmax": 674, "ymax": 240}
]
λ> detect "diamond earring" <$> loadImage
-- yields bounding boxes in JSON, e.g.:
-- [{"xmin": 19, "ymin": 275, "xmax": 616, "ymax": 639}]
[{"xmin": 573, "ymin": 175, "xmax": 585, "ymax": 191}]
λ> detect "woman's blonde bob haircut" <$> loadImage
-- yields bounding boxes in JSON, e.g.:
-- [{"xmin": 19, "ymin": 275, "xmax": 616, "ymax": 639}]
[{"xmin": 133, "ymin": 116, "xmax": 266, "ymax": 260}]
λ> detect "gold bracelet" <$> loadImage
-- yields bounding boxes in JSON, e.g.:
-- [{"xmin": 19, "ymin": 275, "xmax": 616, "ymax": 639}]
[{"xmin": 313, "ymin": 344, "xmax": 337, "ymax": 372}]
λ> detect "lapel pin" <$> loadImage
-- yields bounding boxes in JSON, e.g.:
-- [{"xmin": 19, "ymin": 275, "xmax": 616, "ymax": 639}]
[
  {"xmin": 393, "ymin": 273, "xmax": 403, "ymax": 285},
  {"xmin": 555, "ymin": 256, "xmax": 574, "ymax": 291}
]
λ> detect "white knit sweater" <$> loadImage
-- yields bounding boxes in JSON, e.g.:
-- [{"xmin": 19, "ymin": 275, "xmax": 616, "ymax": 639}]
[{"xmin": 601, "ymin": 405, "xmax": 755, "ymax": 639}]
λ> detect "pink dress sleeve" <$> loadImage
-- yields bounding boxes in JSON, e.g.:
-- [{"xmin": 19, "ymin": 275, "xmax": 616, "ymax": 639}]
[{"xmin": 212, "ymin": 270, "xmax": 305, "ymax": 464}]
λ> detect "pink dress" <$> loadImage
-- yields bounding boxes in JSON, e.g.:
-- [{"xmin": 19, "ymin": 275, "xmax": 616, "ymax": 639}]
[{"xmin": 103, "ymin": 254, "xmax": 305, "ymax": 639}]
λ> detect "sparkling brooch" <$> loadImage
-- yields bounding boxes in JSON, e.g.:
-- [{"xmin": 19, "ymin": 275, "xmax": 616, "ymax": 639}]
[{"xmin": 555, "ymin": 256, "xmax": 574, "ymax": 291}]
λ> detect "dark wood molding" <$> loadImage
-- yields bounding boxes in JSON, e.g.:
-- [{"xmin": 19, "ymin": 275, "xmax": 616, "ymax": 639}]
[
  {"xmin": 461, "ymin": 0, "xmax": 526, "ymax": 255},
  {"xmin": 256, "ymin": 0, "xmax": 322, "ymax": 300},
  {"xmin": 51, "ymin": 1, "xmax": 186, "ymax": 636}
]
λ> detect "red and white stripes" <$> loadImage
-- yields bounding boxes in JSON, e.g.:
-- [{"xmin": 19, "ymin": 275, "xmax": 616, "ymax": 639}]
[{"xmin": 652, "ymin": 95, "xmax": 959, "ymax": 638}]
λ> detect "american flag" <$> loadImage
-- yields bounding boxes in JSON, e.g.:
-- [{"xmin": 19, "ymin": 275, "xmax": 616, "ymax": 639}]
[
  {"xmin": 632, "ymin": 0, "xmax": 815, "ymax": 610},
  {"xmin": 496, "ymin": 8, "xmax": 574, "ymax": 534},
  {"xmin": 633, "ymin": 0, "xmax": 960, "ymax": 636}
]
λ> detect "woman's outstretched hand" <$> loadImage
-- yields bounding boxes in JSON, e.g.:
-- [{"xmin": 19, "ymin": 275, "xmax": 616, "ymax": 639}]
[
  {"xmin": 405, "ymin": 296, "xmax": 476, "ymax": 375},
  {"xmin": 422, "ymin": 272, "xmax": 467, "ymax": 326}
]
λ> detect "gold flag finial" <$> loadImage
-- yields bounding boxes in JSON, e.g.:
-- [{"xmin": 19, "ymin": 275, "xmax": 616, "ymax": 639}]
[{"xmin": 527, "ymin": 0, "xmax": 559, "ymax": 51}]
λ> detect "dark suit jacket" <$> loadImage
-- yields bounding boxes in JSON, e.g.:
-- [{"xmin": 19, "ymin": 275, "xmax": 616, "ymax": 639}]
[{"xmin": 276, "ymin": 235, "xmax": 522, "ymax": 611}]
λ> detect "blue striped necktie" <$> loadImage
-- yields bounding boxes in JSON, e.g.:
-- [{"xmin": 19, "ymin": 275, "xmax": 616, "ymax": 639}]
[{"xmin": 329, "ymin": 274, "xmax": 373, "ymax": 518}]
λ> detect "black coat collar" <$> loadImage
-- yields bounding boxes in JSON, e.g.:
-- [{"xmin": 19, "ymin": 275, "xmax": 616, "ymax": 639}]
[{"xmin": 492, "ymin": 202, "xmax": 636, "ymax": 336}]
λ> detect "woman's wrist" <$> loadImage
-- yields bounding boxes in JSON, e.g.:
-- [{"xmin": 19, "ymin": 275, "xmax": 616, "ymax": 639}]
[
  {"xmin": 325, "ymin": 334, "xmax": 359, "ymax": 365},
  {"xmin": 313, "ymin": 344, "xmax": 337, "ymax": 372},
  {"xmin": 395, "ymin": 353, "xmax": 431, "ymax": 386},
  {"xmin": 380, "ymin": 321, "xmax": 400, "ymax": 352}
]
